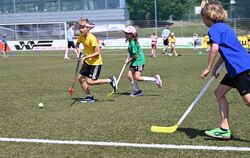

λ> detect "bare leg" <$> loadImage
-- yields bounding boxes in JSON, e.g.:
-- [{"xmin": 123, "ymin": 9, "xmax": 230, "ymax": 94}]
[
  {"xmin": 242, "ymin": 93, "xmax": 250, "ymax": 107},
  {"xmin": 214, "ymin": 84, "xmax": 232, "ymax": 129}
]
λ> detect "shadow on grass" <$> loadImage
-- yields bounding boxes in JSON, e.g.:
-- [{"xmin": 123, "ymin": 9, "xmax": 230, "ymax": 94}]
[
  {"xmin": 178, "ymin": 127, "xmax": 250, "ymax": 142},
  {"xmin": 70, "ymin": 97, "xmax": 116, "ymax": 106},
  {"xmin": 178, "ymin": 127, "xmax": 206, "ymax": 139},
  {"xmin": 113, "ymin": 92, "xmax": 160, "ymax": 97}
]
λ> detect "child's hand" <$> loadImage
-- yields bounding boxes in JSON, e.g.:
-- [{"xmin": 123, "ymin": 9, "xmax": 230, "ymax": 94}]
[{"xmin": 200, "ymin": 68, "xmax": 210, "ymax": 79}]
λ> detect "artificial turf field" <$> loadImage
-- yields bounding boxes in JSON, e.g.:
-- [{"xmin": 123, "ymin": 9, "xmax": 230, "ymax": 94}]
[{"xmin": 0, "ymin": 49, "xmax": 249, "ymax": 157}]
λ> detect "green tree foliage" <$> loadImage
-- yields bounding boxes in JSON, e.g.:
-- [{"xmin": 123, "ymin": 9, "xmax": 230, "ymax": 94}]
[
  {"xmin": 125, "ymin": 0, "xmax": 237, "ymax": 21},
  {"xmin": 126, "ymin": 0, "xmax": 193, "ymax": 21}
]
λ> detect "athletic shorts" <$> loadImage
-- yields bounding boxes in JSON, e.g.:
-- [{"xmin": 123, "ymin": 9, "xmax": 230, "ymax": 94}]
[
  {"xmin": 151, "ymin": 43, "xmax": 157, "ymax": 48},
  {"xmin": 3, "ymin": 43, "xmax": 7, "ymax": 51},
  {"xmin": 170, "ymin": 42, "xmax": 175, "ymax": 48},
  {"xmin": 129, "ymin": 65, "xmax": 144, "ymax": 72},
  {"xmin": 67, "ymin": 41, "xmax": 76, "ymax": 48},
  {"xmin": 79, "ymin": 62, "xmax": 102, "ymax": 80},
  {"xmin": 220, "ymin": 70, "xmax": 250, "ymax": 96},
  {"xmin": 163, "ymin": 39, "xmax": 169, "ymax": 46}
]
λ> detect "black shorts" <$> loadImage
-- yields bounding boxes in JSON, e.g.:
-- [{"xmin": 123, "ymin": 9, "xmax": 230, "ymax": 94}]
[
  {"xmin": 220, "ymin": 70, "xmax": 250, "ymax": 96},
  {"xmin": 129, "ymin": 65, "xmax": 144, "ymax": 72},
  {"xmin": 163, "ymin": 39, "xmax": 169, "ymax": 46},
  {"xmin": 67, "ymin": 41, "xmax": 76, "ymax": 48},
  {"xmin": 3, "ymin": 43, "xmax": 7, "ymax": 51},
  {"xmin": 79, "ymin": 62, "xmax": 102, "ymax": 80}
]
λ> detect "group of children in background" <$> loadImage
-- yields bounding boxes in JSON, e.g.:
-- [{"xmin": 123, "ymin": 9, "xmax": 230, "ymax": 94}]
[{"xmin": 151, "ymin": 25, "xmax": 181, "ymax": 57}]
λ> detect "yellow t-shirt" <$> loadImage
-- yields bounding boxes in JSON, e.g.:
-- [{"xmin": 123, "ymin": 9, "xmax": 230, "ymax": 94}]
[
  {"xmin": 169, "ymin": 36, "xmax": 176, "ymax": 43},
  {"xmin": 77, "ymin": 33, "xmax": 103, "ymax": 65},
  {"xmin": 247, "ymin": 34, "xmax": 250, "ymax": 41}
]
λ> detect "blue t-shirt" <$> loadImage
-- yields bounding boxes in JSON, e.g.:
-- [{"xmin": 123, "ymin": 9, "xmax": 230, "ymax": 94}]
[
  {"xmin": 162, "ymin": 29, "xmax": 170, "ymax": 38},
  {"xmin": 208, "ymin": 22, "xmax": 250, "ymax": 77},
  {"xmin": 66, "ymin": 28, "xmax": 74, "ymax": 41},
  {"xmin": 2, "ymin": 36, "xmax": 7, "ymax": 44}
]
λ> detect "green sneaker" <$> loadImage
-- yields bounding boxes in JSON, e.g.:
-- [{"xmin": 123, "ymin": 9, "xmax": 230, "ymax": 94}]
[{"xmin": 205, "ymin": 128, "xmax": 231, "ymax": 140}]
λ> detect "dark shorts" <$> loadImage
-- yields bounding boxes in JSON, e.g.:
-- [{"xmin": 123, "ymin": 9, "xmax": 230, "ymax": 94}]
[
  {"xmin": 68, "ymin": 41, "xmax": 76, "ymax": 48},
  {"xmin": 220, "ymin": 70, "xmax": 250, "ymax": 96},
  {"xmin": 79, "ymin": 62, "xmax": 102, "ymax": 80},
  {"xmin": 129, "ymin": 65, "xmax": 144, "ymax": 72},
  {"xmin": 163, "ymin": 39, "xmax": 169, "ymax": 46},
  {"xmin": 3, "ymin": 43, "xmax": 7, "ymax": 51},
  {"xmin": 151, "ymin": 44, "xmax": 157, "ymax": 48}
]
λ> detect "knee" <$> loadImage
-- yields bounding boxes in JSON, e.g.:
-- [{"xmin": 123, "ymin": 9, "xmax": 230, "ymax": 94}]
[
  {"xmin": 214, "ymin": 89, "xmax": 223, "ymax": 99},
  {"xmin": 78, "ymin": 77, "xmax": 83, "ymax": 83},
  {"xmin": 245, "ymin": 101, "xmax": 250, "ymax": 107}
]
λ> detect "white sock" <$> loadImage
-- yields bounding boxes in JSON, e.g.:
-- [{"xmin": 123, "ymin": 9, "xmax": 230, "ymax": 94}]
[
  {"xmin": 107, "ymin": 78, "xmax": 111, "ymax": 83},
  {"xmin": 64, "ymin": 49, "xmax": 69, "ymax": 58},
  {"xmin": 142, "ymin": 76, "xmax": 156, "ymax": 82},
  {"xmin": 131, "ymin": 80, "xmax": 140, "ymax": 91}
]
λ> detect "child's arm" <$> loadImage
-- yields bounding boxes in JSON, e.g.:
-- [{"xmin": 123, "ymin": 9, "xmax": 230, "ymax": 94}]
[
  {"xmin": 200, "ymin": 43, "xmax": 219, "ymax": 79},
  {"xmin": 212, "ymin": 56, "xmax": 224, "ymax": 78},
  {"xmin": 125, "ymin": 54, "xmax": 137, "ymax": 65}
]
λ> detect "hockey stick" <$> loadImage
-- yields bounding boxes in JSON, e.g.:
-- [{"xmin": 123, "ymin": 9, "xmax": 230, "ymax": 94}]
[
  {"xmin": 106, "ymin": 56, "xmax": 129, "ymax": 97},
  {"xmin": 68, "ymin": 52, "xmax": 82, "ymax": 96},
  {"xmin": 151, "ymin": 64, "xmax": 224, "ymax": 133}
]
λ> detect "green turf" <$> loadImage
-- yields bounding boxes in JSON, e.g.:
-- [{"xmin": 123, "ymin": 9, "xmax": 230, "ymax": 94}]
[{"xmin": 0, "ymin": 50, "xmax": 249, "ymax": 157}]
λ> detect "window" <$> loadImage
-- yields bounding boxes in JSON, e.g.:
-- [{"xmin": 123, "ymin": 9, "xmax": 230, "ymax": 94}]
[
  {"xmin": 61, "ymin": 0, "xmax": 81, "ymax": 11},
  {"xmin": 107, "ymin": 0, "xmax": 119, "ymax": 9},
  {"xmin": 1, "ymin": 0, "xmax": 14, "ymax": 13}
]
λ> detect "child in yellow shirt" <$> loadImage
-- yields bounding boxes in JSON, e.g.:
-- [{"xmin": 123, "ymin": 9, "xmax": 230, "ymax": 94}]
[{"xmin": 168, "ymin": 32, "xmax": 181, "ymax": 56}]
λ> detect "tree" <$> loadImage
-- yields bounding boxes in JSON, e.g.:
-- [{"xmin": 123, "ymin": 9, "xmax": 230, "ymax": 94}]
[{"xmin": 126, "ymin": 0, "xmax": 193, "ymax": 21}]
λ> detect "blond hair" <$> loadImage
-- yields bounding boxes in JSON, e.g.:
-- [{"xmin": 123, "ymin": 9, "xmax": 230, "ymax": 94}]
[
  {"xmin": 201, "ymin": 1, "xmax": 227, "ymax": 22},
  {"xmin": 78, "ymin": 18, "xmax": 89, "ymax": 27}
]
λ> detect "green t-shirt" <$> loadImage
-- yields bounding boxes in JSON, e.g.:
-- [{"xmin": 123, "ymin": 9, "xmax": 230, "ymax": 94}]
[{"xmin": 128, "ymin": 40, "xmax": 145, "ymax": 66}]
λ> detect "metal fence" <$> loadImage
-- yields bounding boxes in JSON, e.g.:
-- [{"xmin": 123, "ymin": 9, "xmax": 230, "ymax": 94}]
[
  {"xmin": 0, "ymin": 22, "xmax": 66, "ymax": 40},
  {"xmin": 0, "ymin": 19, "xmax": 249, "ymax": 41}
]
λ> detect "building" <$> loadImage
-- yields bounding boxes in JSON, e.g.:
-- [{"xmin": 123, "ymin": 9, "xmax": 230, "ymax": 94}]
[{"xmin": 0, "ymin": 0, "xmax": 129, "ymax": 24}]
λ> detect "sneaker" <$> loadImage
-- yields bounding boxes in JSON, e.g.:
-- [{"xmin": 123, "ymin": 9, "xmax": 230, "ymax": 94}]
[
  {"xmin": 205, "ymin": 128, "xmax": 231, "ymax": 140},
  {"xmin": 109, "ymin": 76, "xmax": 118, "ymax": 92},
  {"xmin": 154, "ymin": 74, "xmax": 162, "ymax": 88},
  {"xmin": 130, "ymin": 90, "xmax": 143, "ymax": 97},
  {"xmin": 80, "ymin": 96, "xmax": 95, "ymax": 103},
  {"xmin": 64, "ymin": 57, "xmax": 70, "ymax": 60},
  {"xmin": 167, "ymin": 53, "xmax": 172, "ymax": 56}
]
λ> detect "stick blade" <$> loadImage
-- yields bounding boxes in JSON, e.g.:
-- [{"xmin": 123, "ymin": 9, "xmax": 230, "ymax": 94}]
[
  {"xmin": 106, "ymin": 91, "xmax": 114, "ymax": 97},
  {"xmin": 68, "ymin": 87, "xmax": 74, "ymax": 96},
  {"xmin": 151, "ymin": 124, "xmax": 179, "ymax": 133}
]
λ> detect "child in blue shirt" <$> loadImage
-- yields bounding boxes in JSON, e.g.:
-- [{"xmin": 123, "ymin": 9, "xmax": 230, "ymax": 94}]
[
  {"xmin": 200, "ymin": 0, "xmax": 250, "ymax": 140},
  {"xmin": 1, "ymin": 34, "xmax": 7, "ymax": 58}
]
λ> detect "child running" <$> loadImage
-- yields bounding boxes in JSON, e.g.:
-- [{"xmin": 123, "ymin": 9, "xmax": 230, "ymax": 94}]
[
  {"xmin": 200, "ymin": 0, "xmax": 250, "ymax": 140},
  {"xmin": 122, "ymin": 26, "xmax": 162, "ymax": 97},
  {"xmin": 169, "ymin": 32, "xmax": 181, "ymax": 56},
  {"xmin": 150, "ymin": 32, "xmax": 157, "ymax": 57},
  {"xmin": 76, "ymin": 18, "xmax": 117, "ymax": 103}
]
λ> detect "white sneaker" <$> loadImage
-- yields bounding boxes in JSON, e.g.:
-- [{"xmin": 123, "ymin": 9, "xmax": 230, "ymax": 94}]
[
  {"xmin": 167, "ymin": 53, "xmax": 172, "ymax": 56},
  {"xmin": 154, "ymin": 74, "xmax": 162, "ymax": 88},
  {"xmin": 64, "ymin": 57, "xmax": 70, "ymax": 60}
]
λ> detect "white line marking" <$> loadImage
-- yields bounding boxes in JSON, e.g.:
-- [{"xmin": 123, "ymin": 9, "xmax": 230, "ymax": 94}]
[{"xmin": 0, "ymin": 137, "xmax": 250, "ymax": 152}]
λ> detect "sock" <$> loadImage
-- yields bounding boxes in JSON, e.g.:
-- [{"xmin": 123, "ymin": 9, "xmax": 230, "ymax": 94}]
[
  {"xmin": 107, "ymin": 78, "xmax": 111, "ymax": 83},
  {"xmin": 64, "ymin": 49, "xmax": 69, "ymax": 58},
  {"xmin": 220, "ymin": 127, "xmax": 228, "ymax": 131},
  {"xmin": 131, "ymin": 80, "xmax": 140, "ymax": 91},
  {"xmin": 142, "ymin": 76, "xmax": 156, "ymax": 82}
]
